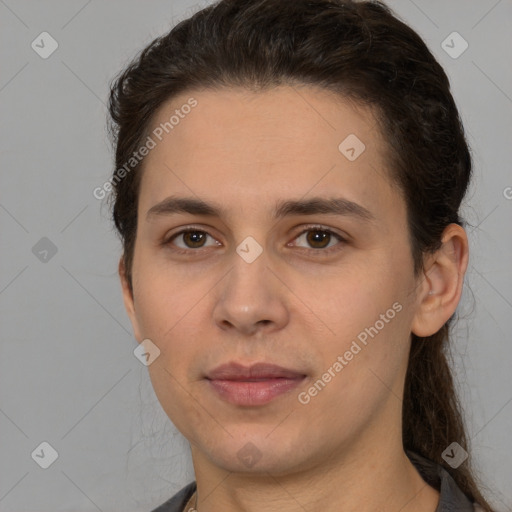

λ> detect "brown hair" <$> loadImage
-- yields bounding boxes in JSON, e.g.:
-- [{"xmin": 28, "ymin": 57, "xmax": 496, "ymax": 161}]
[{"xmin": 107, "ymin": 0, "xmax": 492, "ymax": 508}]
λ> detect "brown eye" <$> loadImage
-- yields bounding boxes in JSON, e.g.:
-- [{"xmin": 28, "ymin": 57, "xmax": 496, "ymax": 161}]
[
  {"xmin": 305, "ymin": 230, "xmax": 331, "ymax": 249},
  {"xmin": 293, "ymin": 226, "xmax": 346, "ymax": 253},
  {"xmin": 165, "ymin": 229, "xmax": 219, "ymax": 251},
  {"xmin": 181, "ymin": 230, "xmax": 208, "ymax": 248}
]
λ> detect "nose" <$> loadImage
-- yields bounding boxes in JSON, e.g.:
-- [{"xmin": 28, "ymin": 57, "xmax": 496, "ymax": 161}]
[{"xmin": 212, "ymin": 251, "xmax": 290, "ymax": 337}]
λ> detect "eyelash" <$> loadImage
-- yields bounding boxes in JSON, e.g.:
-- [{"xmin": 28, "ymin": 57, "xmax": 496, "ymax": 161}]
[{"xmin": 162, "ymin": 225, "xmax": 347, "ymax": 256}]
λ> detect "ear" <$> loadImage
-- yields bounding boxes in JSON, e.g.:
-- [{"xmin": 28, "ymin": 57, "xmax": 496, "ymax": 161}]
[
  {"xmin": 119, "ymin": 256, "xmax": 143, "ymax": 342},
  {"xmin": 411, "ymin": 224, "xmax": 469, "ymax": 337}
]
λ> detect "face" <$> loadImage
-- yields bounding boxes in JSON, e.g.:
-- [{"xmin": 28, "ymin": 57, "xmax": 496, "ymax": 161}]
[{"xmin": 121, "ymin": 85, "xmax": 426, "ymax": 475}]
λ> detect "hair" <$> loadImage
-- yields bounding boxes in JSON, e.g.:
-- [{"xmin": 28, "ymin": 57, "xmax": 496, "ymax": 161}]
[{"xmin": 106, "ymin": 0, "xmax": 492, "ymax": 509}]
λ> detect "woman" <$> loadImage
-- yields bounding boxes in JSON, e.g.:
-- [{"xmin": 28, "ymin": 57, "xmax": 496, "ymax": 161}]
[{"xmin": 106, "ymin": 0, "xmax": 493, "ymax": 510}]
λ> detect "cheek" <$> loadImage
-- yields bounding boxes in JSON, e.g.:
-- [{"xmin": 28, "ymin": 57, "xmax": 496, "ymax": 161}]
[
  {"xmin": 299, "ymin": 259, "xmax": 405, "ymax": 338},
  {"xmin": 298, "ymin": 293, "xmax": 412, "ymax": 434},
  {"xmin": 131, "ymin": 250, "xmax": 227, "ymax": 390},
  {"xmin": 132, "ymin": 257, "xmax": 212, "ymax": 426},
  {"xmin": 298, "ymin": 251, "xmax": 415, "ymax": 383},
  {"xmin": 132, "ymin": 251, "xmax": 208, "ymax": 340}
]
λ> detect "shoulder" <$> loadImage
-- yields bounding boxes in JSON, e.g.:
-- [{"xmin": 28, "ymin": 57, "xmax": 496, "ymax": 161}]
[
  {"xmin": 150, "ymin": 482, "xmax": 197, "ymax": 512},
  {"xmin": 406, "ymin": 451, "xmax": 483, "ymax": 512}
]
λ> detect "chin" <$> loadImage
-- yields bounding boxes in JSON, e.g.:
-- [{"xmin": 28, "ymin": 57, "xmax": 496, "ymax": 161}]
[{"xmin": 194, "ymin": 424, "xmax": 316, "ymax": 475}]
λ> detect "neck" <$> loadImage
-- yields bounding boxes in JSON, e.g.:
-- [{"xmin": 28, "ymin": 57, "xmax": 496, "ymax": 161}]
[{"xmin": 189, "ymin": 433, "xmax": 439, "ymax": 512}]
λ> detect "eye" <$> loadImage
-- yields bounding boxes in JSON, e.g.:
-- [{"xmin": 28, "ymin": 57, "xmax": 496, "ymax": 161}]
[
  {"xmin": 163, "ymin": 225, "xmax": 347, "ymax": 255},
  {"xmin": 163, "ymin": 228, "xmax": 220, "ymax": 253},
  {"xmin": 291, "ymin": 226, "xmax": 346, "ymax": 253}
]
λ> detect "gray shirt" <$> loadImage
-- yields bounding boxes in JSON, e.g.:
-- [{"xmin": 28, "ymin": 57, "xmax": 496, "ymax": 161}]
[{"xmin": 151, "ymin": 451, "xmax": 481, "ymax": 511}]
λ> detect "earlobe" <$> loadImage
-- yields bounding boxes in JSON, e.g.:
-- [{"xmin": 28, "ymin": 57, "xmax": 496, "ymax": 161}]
[
  {"xmin": 119, "ymin": 256, "xmax": 142, "ymax": 341},
  {"xmin": 411, "ymin": 224, "xmax": 469, "ymax": 337}
]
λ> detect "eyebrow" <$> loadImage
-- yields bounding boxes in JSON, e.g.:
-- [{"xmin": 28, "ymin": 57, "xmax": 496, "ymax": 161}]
[{"xmin": 146, "ymin": 195, "xmax": 376, "ymax": 223}]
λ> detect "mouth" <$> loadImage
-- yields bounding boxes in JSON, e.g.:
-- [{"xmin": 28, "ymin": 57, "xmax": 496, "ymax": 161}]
[{"xmin": 205, "ymin": 362, "xmax": 307, "ymax": 406}]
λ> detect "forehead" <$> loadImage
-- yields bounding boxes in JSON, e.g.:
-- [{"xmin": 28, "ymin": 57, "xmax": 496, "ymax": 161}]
[{"xmin": 137, "ymin": 85, "xmax": 402, "ymax": 224}]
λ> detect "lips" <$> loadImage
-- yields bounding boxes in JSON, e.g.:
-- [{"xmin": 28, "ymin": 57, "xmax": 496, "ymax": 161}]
[
  {"xmin": 206, "ymin": 362, "xmax": 307, "ymax": 406},
  {"xmin": 206, "ymin": 362, "xmax": 306, "ymax": 381}
]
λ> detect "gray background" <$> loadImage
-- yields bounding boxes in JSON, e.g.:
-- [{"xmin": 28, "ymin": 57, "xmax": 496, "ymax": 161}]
[{"xmin": 0, "ymin": 0, "xmax": 511, "ymax": 511}]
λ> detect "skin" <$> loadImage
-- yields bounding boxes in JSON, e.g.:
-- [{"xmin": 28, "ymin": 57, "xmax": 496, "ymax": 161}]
[{"xmin": 119, "ymin": 85, "xmax": 469, "ymax": 512}]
